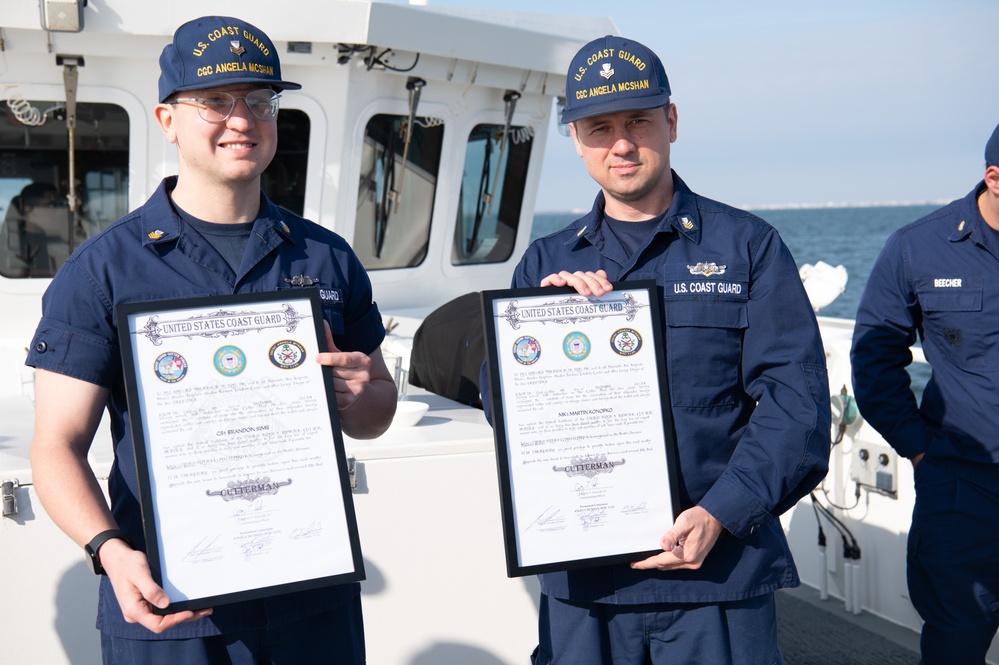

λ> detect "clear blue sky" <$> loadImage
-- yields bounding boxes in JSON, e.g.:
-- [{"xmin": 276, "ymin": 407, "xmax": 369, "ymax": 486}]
[{"xmin": 408, "ymin": 0, "xmax": 999, "ymax": 211}]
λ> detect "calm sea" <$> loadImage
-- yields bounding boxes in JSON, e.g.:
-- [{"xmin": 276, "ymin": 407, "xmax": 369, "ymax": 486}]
[{"xmin": 532, "ymin": 204, "xmax": 942, "ymax": 321}]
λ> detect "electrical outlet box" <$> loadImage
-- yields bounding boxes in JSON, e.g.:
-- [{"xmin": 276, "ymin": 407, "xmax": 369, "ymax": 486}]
[{"xmin": 849, "ymin": 441, "xmax": 898, "ymax": 497}]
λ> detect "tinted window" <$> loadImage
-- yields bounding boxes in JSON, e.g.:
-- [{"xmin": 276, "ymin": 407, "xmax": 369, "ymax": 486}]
[
  {"xmin": 0, "ymin": 100, "xmax": 128, "ymax": 278},
  {"xmin": 353, "ymin": 114, "xmax": 444, "ymax": 270},
  {"xmin": 452, "ymin": 123, "xmax": 533, "ymax": 265},
  {"xmin": 262, "ymin": 108, "xmax": 310, "ymax": 216}
]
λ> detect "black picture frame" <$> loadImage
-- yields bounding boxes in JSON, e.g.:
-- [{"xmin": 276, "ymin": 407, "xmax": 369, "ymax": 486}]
[
  {"xmin": 116, "ymin": 289, "xmax": 364, "ymax": 613},
  {"xmin": 481, "ymin": 281, "xmax": 680, "ymax": 577}
]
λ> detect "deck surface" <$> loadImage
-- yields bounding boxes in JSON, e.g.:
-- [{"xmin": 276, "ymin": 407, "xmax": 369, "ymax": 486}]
[{"xmin": 778, "ymin": 586, "xmax": 920, "ymax": 664}]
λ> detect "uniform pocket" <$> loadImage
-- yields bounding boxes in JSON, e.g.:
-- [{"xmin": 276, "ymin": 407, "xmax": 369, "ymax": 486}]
[
  {"xmin": 665, "ymin": 299, "xmax": 748, "ymax": 407},
  {"xmin": 917, "ymin": 280, "xmax": 985, "ymax": 368}
]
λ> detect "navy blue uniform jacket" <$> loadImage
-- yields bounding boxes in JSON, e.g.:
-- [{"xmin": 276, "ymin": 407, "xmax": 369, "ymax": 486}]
[
  {"xmin": 489, "ymin": 172, "xmax": 830, "ymax": 603},
  {"xmin": 852, "ymin": 182, "xmax": 999, "ymax": 490},
  {"xmin": 26, "ymin": 177, "xmax": 384, "ymax": 638}
]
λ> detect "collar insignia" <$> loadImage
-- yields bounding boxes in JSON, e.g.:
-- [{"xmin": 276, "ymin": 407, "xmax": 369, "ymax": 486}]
[
  {"xmin": 147, "ymin": 229, "xmax": 165, "ymax": 240},
  {"xmin": 680, "ymin": 216, "xmax": 694, "ymax": 230},
  {"xmin": 285, "ymin": 274, "xmax": 319, "ymax": 287},
  {"xmin": 577, "ymin": 226, "xmax": 587, "ymax": 237},
  {"xmin": 688, "ymin": 262, "xmax": 726, "ymax": 277},
  {"xmin": 599, "ymin": 63, "xmax": 614, "ymax": 80},
  {"xmin": 280, "ymin": 221, "xmax": 291, "ymax": 234},
  {"xmin": 230, "ymin": 40, "xmax": 245, "ymax": 57},
  {"xmin": 958, "ymin": 220, "xmax": 965, "ymax": 232}
]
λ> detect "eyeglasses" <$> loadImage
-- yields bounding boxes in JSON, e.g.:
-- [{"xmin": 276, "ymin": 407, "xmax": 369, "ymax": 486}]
[{"xmin": 167, "ymin": 90, "xmax": 281, "ymax": 122}]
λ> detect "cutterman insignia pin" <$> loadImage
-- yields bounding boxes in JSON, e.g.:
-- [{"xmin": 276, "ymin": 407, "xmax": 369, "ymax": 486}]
[
  {"xmin": 688, "ymin": 262, "xmax": 726, "ymax": 277},
  {"xmin": 147, "ymin": 230, "xmax": 164, "ymax": 240},
  {"xmin": 285, "ymin": 274, "xmax": 319, "ymax": 287},
  {"xmin": 230, "ymin": 40, "xmax": 245, "ymax": 57}
]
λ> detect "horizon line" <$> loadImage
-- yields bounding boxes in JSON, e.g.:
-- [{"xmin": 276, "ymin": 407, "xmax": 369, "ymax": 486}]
[{"xmin": 535, "ymin": 199, "xmax": 952, "ymax": 215}]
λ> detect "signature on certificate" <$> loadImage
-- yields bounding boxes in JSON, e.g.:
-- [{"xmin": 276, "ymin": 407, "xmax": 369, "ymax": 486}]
[
  {"xmin": 621, "ymin": 501, "xmax": 648, "ymax": 515},
  {"xmin": 525, "ymin": 505, "xmax": 563, "ymax": 531},
  {"xmin": 183, "ymin": 534, "xmax": 224, "ymax": 562},
  {"xmin": 574, "ymin": 476, "xmax": 601, "ymax": 496},
  {"xmin": 290, "ymin": 521, "xmax": 323, "ymax": 539},
  {"xmin": 578, "ymin": 507, "xmax": 607, "ymax": 531},
  {"xmin": 240, "ymin": 533, "xmax": 274, "ymax": 560},
  {"xmin": 233, "ymin": 498, "xmax": 269, "ymax": 524}
]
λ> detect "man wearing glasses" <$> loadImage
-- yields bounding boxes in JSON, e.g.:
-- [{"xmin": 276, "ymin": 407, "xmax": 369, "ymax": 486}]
[{"xmin": 27, "ymin": 16, "xmax": 396, "ymax": 664}]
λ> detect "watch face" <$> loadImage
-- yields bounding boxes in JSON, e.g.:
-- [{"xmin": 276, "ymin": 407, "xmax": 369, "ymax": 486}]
[{"xmin": 85, "ymin": 541, "xmax": 104, "ymax": 575}]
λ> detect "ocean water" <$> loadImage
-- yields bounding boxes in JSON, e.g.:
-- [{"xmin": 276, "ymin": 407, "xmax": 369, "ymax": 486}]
[{"xmin": 532, "ymin": 204, "xmax": 942, "ymax": 321}]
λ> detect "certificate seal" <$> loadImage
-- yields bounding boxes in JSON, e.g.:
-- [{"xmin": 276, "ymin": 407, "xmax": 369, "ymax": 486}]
[
  {"xmin": 214, "ymin": 345, "xmax": 247, "ymax": 377},
  {"xmin": 269, "ymin": 340, "xmax": 306, "ymax": 369},
  {"xmin": 153, "ymin": 351, "xmax": 188, "ymax": 383},
  {"xmin": 610, "ymin": 328, "xmax": 642, "ymax": 356},
  {"xmin": 562, "ymin": 331, "xmax": 591, "ymax": 362},
  {"xmin": 513, "ymin": 335, "xmax": 541, "ymax": 365}
]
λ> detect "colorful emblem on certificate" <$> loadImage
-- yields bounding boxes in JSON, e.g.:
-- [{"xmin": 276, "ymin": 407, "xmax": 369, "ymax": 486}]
[
  {"xmin": 214, "ymin": 345, "xmax": 247, "ymax": 376},
  {"xmin": 562, "ymin": 331, "xmax": 591, "ymax": 361},
  {"xmin": 269, "ymin": 340, "xmax": 306, "ymax": 369},
  {"xmin": 610, "ymin": 328, "xmax": 642, "ymax": 356},
  {"xmin": 513, "ymin": 335, "xmax": 541, "ymax": 365},
  {"xmin": 154, "ymin": 351, "xmax": 188, "ymax": 383}
]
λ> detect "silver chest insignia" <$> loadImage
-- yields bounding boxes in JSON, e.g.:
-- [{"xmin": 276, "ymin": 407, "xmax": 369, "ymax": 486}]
[
  {"xmin": 285, "ymin": 274, "xmax": 319, "ymax": 287},
  {"xmin": 688, "ymin": 262, "xmax": 726, "ymax": 277}
]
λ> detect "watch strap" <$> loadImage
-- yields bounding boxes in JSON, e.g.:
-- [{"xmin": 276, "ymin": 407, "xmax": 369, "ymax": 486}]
[{"xmin": 85, "ymin": 529, "xmax": 131, "ymax": 575}]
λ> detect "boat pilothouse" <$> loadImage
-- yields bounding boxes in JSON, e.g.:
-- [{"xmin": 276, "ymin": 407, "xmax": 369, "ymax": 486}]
[
  {"xmin": 0, "ymin": 0, "xmax": 615, "ymax": 390},
  {"xmin": 0, "ymin": 2, "xmax": 615, "ymax": 662}
]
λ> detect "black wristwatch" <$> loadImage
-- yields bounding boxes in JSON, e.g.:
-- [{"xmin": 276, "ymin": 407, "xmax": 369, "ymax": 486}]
[{"xmin": 85, "ymin": 529, "xmax": 131, "ymax": 575}]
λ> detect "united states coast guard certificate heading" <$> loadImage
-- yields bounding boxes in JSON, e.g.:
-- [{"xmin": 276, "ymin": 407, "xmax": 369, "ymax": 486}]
[
  {"xmin": 481, "ymin": 281, "xmax": 679, "ymax": 577},
  {"xmin": 117, "ymin": 290, "xmax": 363, "ymax": 613}
]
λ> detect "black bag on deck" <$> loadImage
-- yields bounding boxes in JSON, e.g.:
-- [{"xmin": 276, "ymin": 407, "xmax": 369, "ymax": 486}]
[{"xmin": 408, "ymin": 291, "xmax": 485, "ymax": 409}]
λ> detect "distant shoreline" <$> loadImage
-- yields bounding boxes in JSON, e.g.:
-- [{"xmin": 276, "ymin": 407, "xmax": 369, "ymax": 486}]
[{"xmin": 535, "ymin": 200, "xmax": 950, "ymax": 216}]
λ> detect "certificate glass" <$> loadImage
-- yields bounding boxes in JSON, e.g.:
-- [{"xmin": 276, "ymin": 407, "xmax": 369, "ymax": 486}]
[
  {"xmin": 117, "ymin": 290, "xmax": 364, "ymax": 613},
  {"xmin": 482, "ymin": 281, "xmax": 679, "ymax": 577}
]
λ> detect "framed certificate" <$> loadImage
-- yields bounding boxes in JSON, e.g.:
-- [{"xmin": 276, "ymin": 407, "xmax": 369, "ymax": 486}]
[
  {"xmin": 481, "ymin": 281, "xmax": 679, "ymax": 577},
  {"xmin": 117, "ymin": 290, "xmax": 364, "ymax": 613}
]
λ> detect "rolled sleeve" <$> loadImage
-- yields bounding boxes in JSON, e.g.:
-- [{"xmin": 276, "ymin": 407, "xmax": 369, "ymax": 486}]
[{"xmin": 25, "ymin": 260, "xmax": 119, "ymax": 387}]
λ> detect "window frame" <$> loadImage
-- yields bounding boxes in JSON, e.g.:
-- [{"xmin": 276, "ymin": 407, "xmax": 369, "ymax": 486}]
[{"xmin": 0, "ymin": 83, "xmax": 146, "ymax": 293}]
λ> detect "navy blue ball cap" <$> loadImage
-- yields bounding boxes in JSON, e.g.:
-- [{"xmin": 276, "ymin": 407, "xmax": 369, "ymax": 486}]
[
  {"xmin": 158, "ymin": 16, "xmax": 301, "ymax": 103},
  {"xmin": 561, "ymin": 35, "xmax": 671, "ymax": 124},
  {"xmin": 986, "ymin": 122, "xmax": 999, "ymax": 167}
]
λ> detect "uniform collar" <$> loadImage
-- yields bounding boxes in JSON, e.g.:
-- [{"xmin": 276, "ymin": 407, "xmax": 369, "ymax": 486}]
[
  {"xmin": 666, "ymin": 171, "xmax": 702, "ymax": 244},
  {"xmin": 140, "ymin": 176, "xmax": 297, "ymax": 247},
  {"xmin": 949, "ymin": 181, "xmax": 989, "ymax": 243},
  {"xmin": 565, "ymin": 170, "xmax": 702, "ymax": 249}
]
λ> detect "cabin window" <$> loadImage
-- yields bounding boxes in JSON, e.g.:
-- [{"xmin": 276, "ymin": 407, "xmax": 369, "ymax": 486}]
[
  {"xmin": 261, "ymin": 108, "xmax": 310, "ymax": 216},
  {"xmin": 0, "ymin": 100, "xmax": 128, "ymax": 278},
  {"xmin": 451, "ymin": 123, "xmax": 533, "ymax": 265},
  {"xmin": 353, "ymin": 114, "xmax": 444, "ymax": 270}
]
